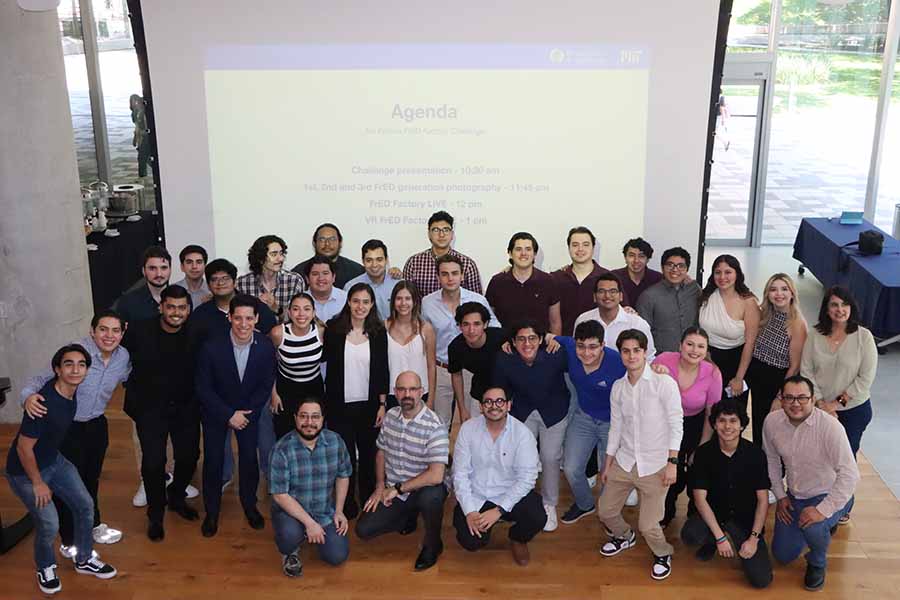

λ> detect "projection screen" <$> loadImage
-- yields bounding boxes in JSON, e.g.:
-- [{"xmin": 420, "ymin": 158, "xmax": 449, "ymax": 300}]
[{"xmin": 141, "ymin": 1, "xmax": 720, "ymax": 279}]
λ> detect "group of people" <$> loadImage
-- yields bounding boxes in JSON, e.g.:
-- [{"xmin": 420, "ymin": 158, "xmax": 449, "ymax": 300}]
[{"xmin": 6, "ymin": 210, "xmax": 877, "ymax": 594}]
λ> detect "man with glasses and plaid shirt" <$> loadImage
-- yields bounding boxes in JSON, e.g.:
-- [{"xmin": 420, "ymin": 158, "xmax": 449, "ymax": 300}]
[
  {"xmin": 402, "ymin": 211, "xmax": 483, "ymax": 297},
  {"xmin": 269, "ymin": 397, "xmax": 351, "ymax": 578},
  {"xmin": 635, "ymin": 246, "xmax": 701, "ymax": 353},
  {"xmin": 237, "ymin": 234, "xmax": 306, "ymax": 321}
]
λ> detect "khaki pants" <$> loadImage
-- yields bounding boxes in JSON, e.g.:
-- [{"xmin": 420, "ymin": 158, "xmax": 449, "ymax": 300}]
[
  {"xmin": 434, "ymin": 366, "xmax": 473, "ymax": 427},
  {"xmin": 596, "ymin": 459, "xmax": 674, "ymax": 557}
]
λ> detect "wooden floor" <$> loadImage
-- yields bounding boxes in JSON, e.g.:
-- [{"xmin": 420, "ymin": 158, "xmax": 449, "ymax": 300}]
[{"xmin": 1, "ymin": 392, "xmax": 899, "ymax": 599}]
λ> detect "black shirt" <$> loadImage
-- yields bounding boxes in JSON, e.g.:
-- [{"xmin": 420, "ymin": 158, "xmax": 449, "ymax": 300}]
[
  {"xmin": 690, "ymin": 437, "xmax": 771, "ymax": 531},
  {"xmin": 113, "ymin": 283, "xmax": 160, "ymax": 326},
  {"xmin": 122, "ymin": 318, "xmax": 196, "ymax": 418},
  {"xmin": 6, "ymin": 381, "xmax": 76, "ymax": 476},
  {"xmin": 448, "ymin": 327, "xmax": 506, "ymax": 401}
]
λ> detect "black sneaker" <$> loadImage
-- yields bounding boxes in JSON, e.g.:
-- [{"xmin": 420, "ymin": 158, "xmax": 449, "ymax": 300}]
[
  {"xmin": 560, "ymin": 504, "xmax": 596, "ymax": 525},
  {"xmin": 695, "ymin": 542, "xmax": 716, "ymax": 562},
  {"xmin": 282, "ymin": 553, "xmax": 303, "ymax": 578},
  {"xmin": 599, "ymin": 530, "xmax": 636, "ymax": 556},
  {"xmin": 36, "ymin": 565, "xmax": 61, "ymax": 594},
  {"xmin": 804, "ymin": 564, "xmax": 826, "ymax": 591},
  {"xmin": 75, "ymin": 555, "xmax": 117, "ymax": 579},
  {"xmin": 651, "ymin": 554, "xmax": 672, "ymax": 580}
]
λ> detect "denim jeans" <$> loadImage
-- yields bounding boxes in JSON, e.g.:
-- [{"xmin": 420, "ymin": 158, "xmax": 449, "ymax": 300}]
[
  {"xmin": 6, "ymin": 454, "xmax": 95, "ymax": 569},
  {"xmin": 563, "ymin": 405, "xmax": 610, "ymax": 511},
  {"xmin": 271, "ymin": 503, "xmax": 349, "ymax": 565},
  {"xmin": 837, "ymin": 399, "xmax": 872, "ymax": 459},
  {"xmin": 772, "ymin": 493, "xmax": 854, "ymax": 569}
]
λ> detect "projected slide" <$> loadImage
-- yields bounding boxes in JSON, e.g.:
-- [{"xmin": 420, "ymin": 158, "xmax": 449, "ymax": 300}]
[{"xmin": 205, "ymin": 44, "xmax": 649, "ymax": 273}]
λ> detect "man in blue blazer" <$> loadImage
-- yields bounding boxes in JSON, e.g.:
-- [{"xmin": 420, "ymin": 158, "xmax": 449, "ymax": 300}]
[{"xmin": 196, "ymin": 294, "xmax": 276, "ymax": 537}]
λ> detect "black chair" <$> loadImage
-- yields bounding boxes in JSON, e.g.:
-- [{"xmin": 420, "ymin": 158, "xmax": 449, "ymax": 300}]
[{"xmin": 0, "ymin": 377, "xmax": 33, "ymax": 553}]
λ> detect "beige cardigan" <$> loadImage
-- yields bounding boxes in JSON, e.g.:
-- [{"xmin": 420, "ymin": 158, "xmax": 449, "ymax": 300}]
[{"xmin": 801, "ymin": 327, "xmax": 877, "ymax": 411}]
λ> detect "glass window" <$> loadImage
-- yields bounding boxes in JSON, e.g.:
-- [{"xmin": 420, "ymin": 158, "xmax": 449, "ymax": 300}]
[
  {"xmin": 763, "ymin": 0, "xmax": 890, "ymax": 243},
  {"xmin": 728, "ymin": 0, "xmax": 772, "ymax": 53},
  {"xmin": 874, "ymin": 52, "xmax": 900, "ymax": 234}
]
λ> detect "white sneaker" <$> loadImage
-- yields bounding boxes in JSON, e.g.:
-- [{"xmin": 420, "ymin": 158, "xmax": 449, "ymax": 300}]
[
  {"xmin": 92, "ymin": 523, "xmax": 123, "ymax": 544},
  {"xmin": 625, "ymin": 489, "xmax": 639, "ymax": 507},
  {"xmin": 59, "ymin": 545, "xmax": 98, "ymax": 563},
  {"xmin": 133, "ymin": 481, "xmax": 147, "ymax": 507},
  {"xmin": 768, "ymin": 490, "xmax": 777, "ymax": 505},
  {"xmin": 543, "ymin": 504, "xmax": 558, "ymax": 532},
  {"xmin": 587, "ymin": 475, "xmax": 598, "ymax": 489},
  {"xmin": 165, "ymin": 472, "xmax": 200, "ymax": 498}
]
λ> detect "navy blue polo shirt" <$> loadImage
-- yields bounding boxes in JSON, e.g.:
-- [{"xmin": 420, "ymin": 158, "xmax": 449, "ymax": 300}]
[
  {"xmin": 6, "ymin": 381, "xmax": 77, "ymax": 476},
  {"xmin": 492, "ymin": 347, "xmax": 570, "ymax": 426}
]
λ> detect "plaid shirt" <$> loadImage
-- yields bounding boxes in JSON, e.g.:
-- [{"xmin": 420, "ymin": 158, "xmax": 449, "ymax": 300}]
[
  {"xmin": 236, "ymin": 269, "xmax": 306, "ymax": 320},
  {"xmin": 402, "ymin": 248, "xmax": 483, "ymax": 297},
  {"xmin": 268, "ymin": 428, "xmax": 351, "ymax": 525}
]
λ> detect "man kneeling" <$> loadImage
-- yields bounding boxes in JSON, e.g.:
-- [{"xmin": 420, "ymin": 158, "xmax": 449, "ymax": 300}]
[
  {"xmin": 681, "ymin": 399, "xmax": 772, "ymax": 589},
  {"xmin": 452, "ymin": 387, "xmax": 546, "ymax": 565},
  {"xmin": 269, "ymin": 397, "xmax": 351, "ymax": 577}
]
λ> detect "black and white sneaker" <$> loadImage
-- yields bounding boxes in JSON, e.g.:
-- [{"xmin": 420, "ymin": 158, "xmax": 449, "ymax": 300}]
[
  {"xmin": 651, "ymin": 554, "xmax": 672, "ymax": 580},
  {"xmin": 599, "ymin": 530, "xmax": 636, "ymax": 556},
  {"xmin": 37, "ymin": 564, "xmax": 61, "ymax": 594},
  {"xmin": 75, "ymin": 555, "xmax": 117, "ymax": 579},
  {"xmin": 282, "ymin": 553, "xmax": 303, "ymax": 578},
  {"xmin": 560, "ymin": 503, "xmax": 596, "ymax": 525}
]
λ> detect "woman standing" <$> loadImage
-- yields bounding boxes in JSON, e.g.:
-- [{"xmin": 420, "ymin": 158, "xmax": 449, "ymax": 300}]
[
  {"xmin": 699, "ymin": 255, "xmax": 759, "ymax": 409},
  {"xmin": 385, "ymin": 281, "xmax": 437, "ymax": 409},
  {"xmin": 322, "ymin": 283, "xmax": 389, "ymax": 519},
  {"xmin": 802, "ymin": 286, "xmax": 876, "ymax": 460},
  {"xmin": 269, "ymin": 293, "xmax": 325, "ymax": 439},
  {"xmin": 745, "ymin": 274, "xmax": 807, "ymax": 445},
  {"xmin": 653, "ymin": 327, "xmax": 722, "ymax": 527}
]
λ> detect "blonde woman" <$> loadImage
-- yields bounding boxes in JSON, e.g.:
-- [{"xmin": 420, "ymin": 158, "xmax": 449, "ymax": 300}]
[{"xmin": 745, "ymin": 273, "xmax": 807, "ymax": 445}]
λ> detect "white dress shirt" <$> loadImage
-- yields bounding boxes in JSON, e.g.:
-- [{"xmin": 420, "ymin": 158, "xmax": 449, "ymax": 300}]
[
  {"xmin": 421, "ymin": 288, "xmax": 499, "ymax": 363},
  {"xmin": 452, "ymin": 414, "xmax": 539, "ymax": 514},
  {"xmin": 607, "ymin": 364, "xmax": 683, "ymax": 476},
  {"xmin": 574, "ymin": 306, "xmax": 657, "ymax": 361}
]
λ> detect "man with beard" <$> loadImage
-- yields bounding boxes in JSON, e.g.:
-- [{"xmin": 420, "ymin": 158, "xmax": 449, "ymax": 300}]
[
  {"xmin": 356, "ymin": 371, "xmax": 449, "ymax": 571},
  {"xmin": 269, "ymin": 397, "xmax": 351, "ymax": 578},
  {"xmin": 452, "ymin": 386, "xmax": 545, "ymax": 565},
  {"xmin": 113, "ymin": 245, "xmax": 172, "ymax": 325},
  {"xmin": 237, "ymin": 234, "xmax": 306, "ymax": 321},
  {"xmin": 122, "ymin": 285, "xmax": 201, "ymax": 541},
  {"xmin": 292, "ymin": 223, "xmax": 365, "ymax": 290}
]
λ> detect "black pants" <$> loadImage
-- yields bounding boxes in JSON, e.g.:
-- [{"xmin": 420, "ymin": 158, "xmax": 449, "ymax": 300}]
[
  {"xmin": 202, "ymin": 415, "xmax": 260, "ymax": 518},
  {"xmin": 709, "ymin": 345, "xmax": 749, "ymax": 408},
  {"xmin": 273, "ymin": 376, "xmax": 324, "ymax": 440},
  {"xmin": 664, "ymin": 410, "xmax": 706, "ymax": 524},
  {"xmin": 54, "ymin": 415, "xmax": 108, "ymax": 546},
  {"xmin": 134, "ymin": 403, "xmax": 201, "ymax": 522},
  {"xmin": 329, "ymin": 403, "xmax": 379, "ymax": 514},
  {"xmin": 453, "ymin": 491, "xmax": 547, "ymax": 550},
  {"xmin": 746, "ymin": 357, "xmax": 787, "ymax": 446},
  {"xmin": 681, "ymin": 515, "xmax": 773, "ymax": 589},
  {"xmin": 356, "ymin": 484, "xmax": 447, "ymax": 551}
]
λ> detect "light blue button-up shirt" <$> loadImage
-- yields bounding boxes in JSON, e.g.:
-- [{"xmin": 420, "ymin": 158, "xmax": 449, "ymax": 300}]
[
  {"xmin": 231, "ymin": 332, "xmax": 252, "ymax": 382},
  {"xmin": 313, "ymin": 287, "xmax": 348, "ymax": 324},
  {"xmin": 421, "ymin": 288, "xmax": 498, "ymax": 363},
  {"xmin": 20, "ymin": 335, "xmax": 131, "ymax": 422},
  {"xmin": 344, "ymin": 272, "xmax": 401, "ymax": 321},
  {"xmin": 452, "ymin": 414, "xmax": 540, "ymax": 514}
]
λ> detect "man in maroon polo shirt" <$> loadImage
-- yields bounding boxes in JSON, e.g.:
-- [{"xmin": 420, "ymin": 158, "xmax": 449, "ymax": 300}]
[
  {"xmin": 485, "ymin": 232, "xmax": 561, "ymax": 335},
  {"xmin": 551, "ymin": 227, "xmax": 611, "ymax": 336},
  {"xmin": 611, "ymin": 237, "xmax": 663, "ymax": 308}
]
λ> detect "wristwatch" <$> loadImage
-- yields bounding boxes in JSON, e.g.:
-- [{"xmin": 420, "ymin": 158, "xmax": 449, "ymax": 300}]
[
  {"xmin": 394, "ymin": 481, "xmax": 403, "ymax": 494},
  {"xmin": 750, "ymin": 530, "xmax": 761, "ymax": 539},
  {"xmin": 667, "ymin": 457, "xmax": 678, "ymax": 465}
]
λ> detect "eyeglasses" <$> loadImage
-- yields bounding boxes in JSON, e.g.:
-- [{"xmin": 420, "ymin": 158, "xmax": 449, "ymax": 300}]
[
  {"xmin": 595, "ymin": 288, "xmax": 620, "ymax": 296},
  {"xmin": 209, "ymin": 275, "xmax": 233, "ymax": 285},
  {"xmin": 480, "ymin": 397, "xmax": 508, "ymax": 407},
  {"xmin": 430, "ymin": 227, "xmax": 452, "ymax": 235},
  {"xmin": 781, "ymin": 394, "xmax": 812, "ymax": 405},
  {"xmin": 514, "ymin": 335, "xmax": 540, "ymax": 344},
  {"xmin": 664, "ymin": 262, "xmax": 688, "ymax": 271},
  {"xmin": 267, "ymin": 250, "xmax": 287, "ymax": 258},
  {"xmin": 316, "ymin": 236, "xmax": 338, "ymax": 244},
  {"xmin": 395, "ymin": 386, "xmax": 422, "ymax": 394}
]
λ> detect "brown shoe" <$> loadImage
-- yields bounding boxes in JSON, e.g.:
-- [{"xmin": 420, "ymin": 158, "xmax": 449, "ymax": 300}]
[{"xmin": 511, "ymin": 541, "xmax": 530, "ymax": 566}]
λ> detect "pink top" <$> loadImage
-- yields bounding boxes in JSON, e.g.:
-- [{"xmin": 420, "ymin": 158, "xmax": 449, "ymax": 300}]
[{"xmin": 652, "ymin": 352, "xmax": 722, "ymax": 417}]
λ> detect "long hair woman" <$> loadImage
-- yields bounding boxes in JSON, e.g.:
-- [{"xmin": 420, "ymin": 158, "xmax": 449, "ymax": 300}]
[{"xmin": 385, "ymin": 281, "xmax": 436, "ymax": 409}]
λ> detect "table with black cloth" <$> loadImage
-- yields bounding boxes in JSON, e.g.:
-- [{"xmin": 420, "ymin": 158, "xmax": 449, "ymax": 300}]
[
  {"xmin": 87, "ymin": 211, "xmax": 161, "ymax": 311},
  {"xmin": 793, "ymin": 217, "xmax": 900, "ymax": 347}
]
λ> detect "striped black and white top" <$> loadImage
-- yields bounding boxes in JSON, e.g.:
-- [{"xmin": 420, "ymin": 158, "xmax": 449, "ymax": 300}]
[{"xmin": 277, "ymin": 322, "xmax": 323, "ymax": 382}]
